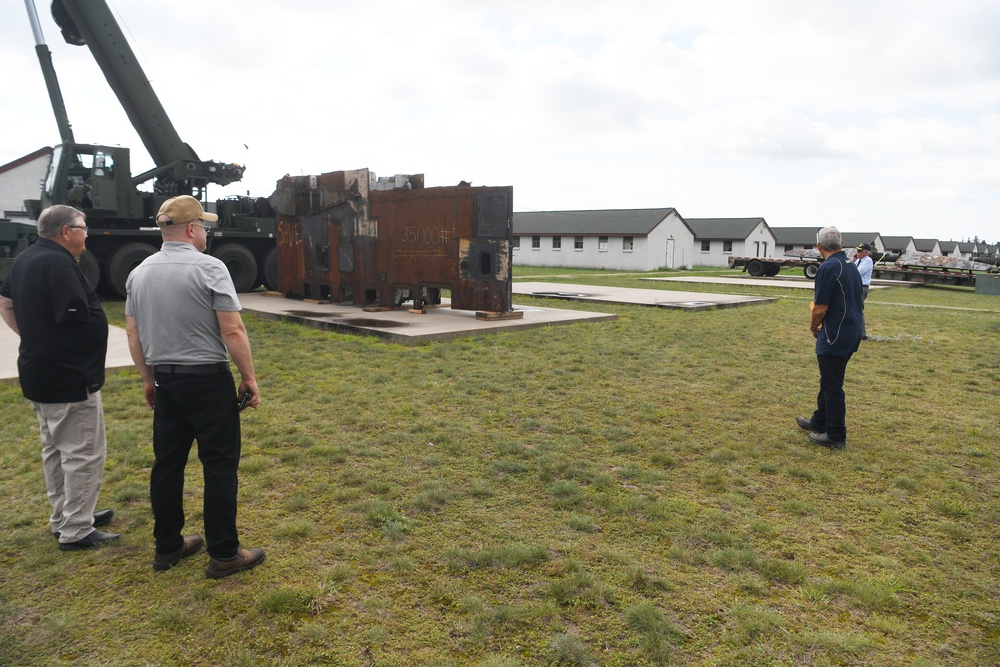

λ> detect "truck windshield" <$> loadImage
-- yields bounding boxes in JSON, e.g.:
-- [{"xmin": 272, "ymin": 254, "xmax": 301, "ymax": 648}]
[{"xmin": 43, "ymin": 145, "xmax": 64, "ymax": 196}]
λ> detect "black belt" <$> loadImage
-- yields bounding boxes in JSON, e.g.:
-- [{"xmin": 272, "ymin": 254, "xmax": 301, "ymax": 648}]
[{"xmin": 153, "ymin": 363, "xmax": 229, "ymax": 375}]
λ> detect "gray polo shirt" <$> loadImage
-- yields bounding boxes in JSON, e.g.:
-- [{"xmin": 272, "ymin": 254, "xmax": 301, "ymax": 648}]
[{"xmin": 125, "ymin": 242, "xmax": 241, "ymax": 366}]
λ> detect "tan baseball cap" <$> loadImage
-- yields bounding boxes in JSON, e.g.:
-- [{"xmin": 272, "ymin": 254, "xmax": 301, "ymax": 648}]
[{"xmin": 156, "ymin": 195, "xmax": 219, "ymax": 226}]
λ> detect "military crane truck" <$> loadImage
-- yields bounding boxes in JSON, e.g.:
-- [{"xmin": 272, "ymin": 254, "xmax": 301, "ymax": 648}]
[{"xmin": 0, "ymin": 0, "xmax": 277, "ymax": 296}]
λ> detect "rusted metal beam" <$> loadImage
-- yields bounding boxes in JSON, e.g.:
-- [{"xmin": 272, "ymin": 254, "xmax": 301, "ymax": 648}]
[{"xmin": 271, "ymin": 169, "xmax": 515, "ymax": 314}]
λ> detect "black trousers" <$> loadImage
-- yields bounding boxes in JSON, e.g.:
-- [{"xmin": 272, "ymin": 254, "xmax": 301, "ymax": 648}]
[
  {"xmin": 812, "ymin": 353, "xmax": 851, "ymax": 442},
  {"xmin": 151, "ymin": 370, "xmax": 241, "ymax": 558}
]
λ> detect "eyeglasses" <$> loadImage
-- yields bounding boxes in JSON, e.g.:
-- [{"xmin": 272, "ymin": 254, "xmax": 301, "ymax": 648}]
[
  {"xmin": 66, "ymin": 224, "xmax": 88, "ymax": 234},
  {"xmin": 190, "ymin": 222, "xmax": 213, "ymax": 233}
]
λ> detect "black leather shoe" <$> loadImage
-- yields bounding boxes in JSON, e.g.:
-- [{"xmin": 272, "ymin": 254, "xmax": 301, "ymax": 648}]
[
  {"xmin": 795, "ymin": 416, "xmax": 816, "ymax": 432},
  {"xmin": 58, "ymin": 529, "xmax": 122, "ymax": 551},
  {"xmin": 93, "ymin": 508, "xmax": 114, "ymax": 527},
  {"xmin": 153, "ymin": 535, "xmax": 204, "ymax": 571},
  {"xmin": 52, "ymin": 508, "xmax": 116, "ymax": 540},
  {"xmin": 808, "ymin": 432, "xmax": 846, "ymax": 450}
]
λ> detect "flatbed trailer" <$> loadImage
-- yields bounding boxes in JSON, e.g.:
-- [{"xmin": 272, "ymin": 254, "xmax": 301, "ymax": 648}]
[
  {"xmin": 872, "ymin": 264, "xmax": 979, "ymax": 286},
  {"xmin": 728, "ymin": 255, "xmax": 821, "ymax": 279}
]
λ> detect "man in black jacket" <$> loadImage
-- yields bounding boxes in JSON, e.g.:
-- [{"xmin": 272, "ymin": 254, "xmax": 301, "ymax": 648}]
[{"xmin": 0, "ymin": 205, "xmax": 119, "ymax": 550}]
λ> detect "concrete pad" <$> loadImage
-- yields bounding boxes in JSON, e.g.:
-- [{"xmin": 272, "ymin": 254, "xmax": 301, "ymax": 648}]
[
  {"xmin": 0, "ymin": 325, "xmax": 134, "ymax": 384},
  {"xmin": 643, "ymin": 276, "xmax": 905, "ymax": 289},
  {"xmin": 238, "ymin": 292, "xmax": 616, "ymax": 345},
  {"xmin": 513, "ymin": 281, "xmax": 776, "ymax": 311}
]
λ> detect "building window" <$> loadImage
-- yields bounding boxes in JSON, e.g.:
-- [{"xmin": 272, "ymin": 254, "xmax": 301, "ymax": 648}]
[
  {"xmin": 512, "ymin": 236, "xmax": 520, "ymax": 249},
  {"xmin": 531, "ymin": 235, "xmax": 540, "ymax": 249},
  {"xmin": 623, "ymin": 236, "xmax": 634, "ymax": 252},
  {"xmin": 574, "ymin": 236, "xmax": 584, "ymax": 250},
  {"xmin": 784, "ymin": 245, "xmax": 793, "ymax": 252},
  {"xmin": 598, "ymin": 236, "xmax": 608, "ymax": 252},
  {"xmin": 552, "ymin": 236, "xmax": 561, "ymax": 250},
  {"xmin": 701, "ymin": 240, "xmax": 710, "ymax": 252},
  {"xmin": 723, "ymin": 240, "xmax": 733, "ymax": 253}
]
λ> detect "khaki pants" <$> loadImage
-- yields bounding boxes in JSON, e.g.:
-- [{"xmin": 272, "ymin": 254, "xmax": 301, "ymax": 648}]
[{"xmin": 31, "ymin": 391, "xmax": 107, "ymax": 543}]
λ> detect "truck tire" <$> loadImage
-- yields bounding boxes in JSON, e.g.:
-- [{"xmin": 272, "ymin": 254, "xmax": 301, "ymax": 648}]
[
  {"xmin": 79, "ymin": 250, "xmax": 100, "ymax": 289},
  {"xmin": 746, "ymin": 259, "xmax": 766, "ymax": 277},
  {"xmin": 259, "ymin": 246, "xmax": 279, "ymax": 291},
  {"xmin": 804, "ymin": 264, "xmax": 819, "ymax": 280},
  {"xmin": 764, "ymin": 263, "xmax": 781, "ymax": 276},
  {"xmin": 213, "ymin": 244, "xmax": 258, "ymax": 293},
  {"xmin": 108, "ymin": 242, "xmax": 157, "ymax": 297}
]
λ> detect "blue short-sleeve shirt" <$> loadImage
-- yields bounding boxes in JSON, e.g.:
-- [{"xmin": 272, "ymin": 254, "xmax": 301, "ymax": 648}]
[{"xmin": 813, "ymin": 251, "xmax": 864, "ymax": 357}]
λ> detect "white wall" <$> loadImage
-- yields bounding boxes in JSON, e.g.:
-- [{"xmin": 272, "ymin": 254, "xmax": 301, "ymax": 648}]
[
  {"xmin": 0, "ymin": 154, "xmax": 50, "ymax": 219},
  {"xmin": 695, "ymin": 221, "xmax": 776, "ymax": 267},
  {"xmin": 512, "ymin": 211, "xmax": 696, "ymax": 271}
]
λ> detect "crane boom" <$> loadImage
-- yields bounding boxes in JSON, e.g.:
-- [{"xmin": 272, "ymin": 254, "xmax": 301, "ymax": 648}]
[{"xmin": 50, "ymin": 0, "xmax": 198, "ymax": 167}]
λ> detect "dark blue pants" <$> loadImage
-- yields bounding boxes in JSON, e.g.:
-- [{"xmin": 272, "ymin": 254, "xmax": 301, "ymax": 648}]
[
  {"xmin": 151, "ymin": 370, "xmax": 241, "ymax": 559},
  {"xmin": 812, "ymin": 353, "xmax": 851, "ymax": 442}
]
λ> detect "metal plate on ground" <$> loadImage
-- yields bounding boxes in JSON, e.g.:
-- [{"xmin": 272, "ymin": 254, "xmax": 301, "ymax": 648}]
[{"xmin": 514, "ymin": 282, "xmax": 776, "ymax": 309}]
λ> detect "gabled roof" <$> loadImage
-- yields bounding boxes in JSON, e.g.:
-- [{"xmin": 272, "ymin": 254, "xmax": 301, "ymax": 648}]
[
  {"xmin": 0, "ymin": 147, "xmax": 52, "ymax": 176},
  {"xmin": 841, "ymin": 232, "xmax": 879, "ymax": 248},
  {"xmin": 685, "ymin": 218, "xmax": 767, "ymax": 240},
  {"xmin": 958, "ymin": 242, "xmax": 976, "ymax": 252},
  {"xmin": 912, "ymin": 238, "xmax": 939, "ymax": 252},
  {"xmin": 513, "ymin": 208, "xmax": 682, "ymax": 236},
  {"xmin": 771, "ymin": 227, "xmax": 821, "ymax": 245},
  {"xmin": 880, "ymin": 236, "xmax": 913, "ymax": 249}
]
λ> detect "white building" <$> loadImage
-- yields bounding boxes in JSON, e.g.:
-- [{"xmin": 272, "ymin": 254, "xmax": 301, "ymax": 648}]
[
  {"xmin": 0, "ymin": 147, "xmax": 51, "ymax": 221},
  {"xmin": 512, "ymin": 208, "xmax": 696, "ymax": 270},
  {"xmin": 685, "ymin": 218, "xmax": 775, "ymax": 266}
]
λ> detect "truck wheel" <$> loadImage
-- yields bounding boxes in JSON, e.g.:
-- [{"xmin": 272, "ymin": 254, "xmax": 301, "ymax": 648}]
[
  {"xmin": 108, "ymin": 243, "xmax": 156, "ymax": 297},
  {"xmin": 213, "ymin": 244, "xmax": 258, "ymax": 293},
  {"xmin": 764, "ymin": 264, "xmax": 781, "ymax": 276},
  {"xmin": 259, "ymin": 246, "xmax": 279, "ymax": 291},
  {"xmin": 79, "ymin": 250, "xmax": 101, "ymax": 289},
  {"xmin": 746, "ymin": 259, "xmax": 765, "ymax": 277},
  {"xmin": 804, "ymin": 264, "xmax": 819, "ymax": 280}
]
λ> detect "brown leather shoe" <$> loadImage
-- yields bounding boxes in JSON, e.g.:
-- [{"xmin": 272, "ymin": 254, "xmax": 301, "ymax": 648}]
[
  {"xmin": 205, "ymin": 547, "xmax": 266, "ymax": 579},
  {"xmin": 152, "ymin": 535, "xmax": 204, "ymax": 571}
]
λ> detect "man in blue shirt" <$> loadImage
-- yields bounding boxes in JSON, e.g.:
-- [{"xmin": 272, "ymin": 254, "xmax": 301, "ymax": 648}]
[
  {"xmin": 852, "ymin": 242, "xmax": 873, "ymax": 340},
  {"xmin": 796, "ymin": 227, "xmax": 864, "ymax": 449}
]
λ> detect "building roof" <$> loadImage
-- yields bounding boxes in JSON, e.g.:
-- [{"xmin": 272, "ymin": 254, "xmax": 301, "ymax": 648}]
[
  {"xmin": 0, "ymin": 147, "xmax": 52, "ymax": 176},
  {"xmin": 912, "ymin": 238, "xmax": 938, "ymax": 252},
  {"xmin": 513, "ymin": 208, "xmax": 680, "ymax": 236},
  {"xmin": 880, "ymin": 236, "xmax": 913, "ymax": 250},
  {"xmin": 840, "ymin": 232, "xmax": 879, "ymax": 248},
  {"xmin": 771, "ymin": 227, "xmax": 821, "ymax": 244},
  {"xmin": 685, "ymin": 218, "xmax": 767, "ymax": 240}
]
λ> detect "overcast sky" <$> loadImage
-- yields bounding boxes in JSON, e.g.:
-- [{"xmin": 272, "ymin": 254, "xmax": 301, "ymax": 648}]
[{"xmin": 2, "ymin": 0, "xmax": 999, "ymax": 242}]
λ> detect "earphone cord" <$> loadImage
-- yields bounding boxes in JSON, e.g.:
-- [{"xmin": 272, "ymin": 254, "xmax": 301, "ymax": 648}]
[{"xmin": 824, "ymin": 258, "xmax": 846, "ymax": 346}]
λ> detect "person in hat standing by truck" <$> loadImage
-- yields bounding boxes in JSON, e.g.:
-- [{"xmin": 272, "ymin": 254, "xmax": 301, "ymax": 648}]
[
  {"xmin": 852, "ymin": 242, "xmax": 873, "ymax": 340},
  {"xmin": 125, "ymin": 195, "xmax": 265, "ymax": 578}
]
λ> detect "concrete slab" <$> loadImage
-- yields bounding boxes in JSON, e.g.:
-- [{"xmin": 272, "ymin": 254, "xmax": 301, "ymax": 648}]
[
  {"xmin": 643, "ymin": 276, "xmax": 906, "ymax": 289},
  {"xmin": 1, "ymin": 325, "xmax": 134, "ymax": 385},
  {"xmin": 513, "ymin": 281, "xmax": 776, "ymax": 311},
  {"xmin": 238, "ymin": 292, "xmax": 616, "ymax": 345}
]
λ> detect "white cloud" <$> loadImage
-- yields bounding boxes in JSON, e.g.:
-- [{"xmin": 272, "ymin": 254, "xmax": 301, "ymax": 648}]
[{"xmin": 1, "ymin": 0, "xmax": 998, "ymax": 240}]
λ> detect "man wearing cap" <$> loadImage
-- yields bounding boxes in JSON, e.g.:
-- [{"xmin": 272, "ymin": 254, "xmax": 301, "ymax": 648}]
[
  {"xmin": 125, "ymin": 195, "xmax": 265, "ymax": 578},
  {"xmin": 852, "ymin": 243, "xmax": 873, "ymax": 340},
  {"xmin": 0, "ymin": 205, "xmax": 119, "ymax": 550}
]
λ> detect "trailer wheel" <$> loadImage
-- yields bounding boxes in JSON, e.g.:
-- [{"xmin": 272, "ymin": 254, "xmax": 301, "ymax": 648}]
[
  {"xmin": 79, "ymin": 250, "xmax": 100, "ymax": 289},
  {"xmin": 804, "ymin": 264, "xmax": 819, "ymax": 280},
  {"xmin": 108, "ymin": 242, "xmax": 157, "ymax": 297},
  {"xmin": 764, "ymin": 264, "xmax": 781, "ymax": 276},
  {"xmin": 746, "ymin": 259, "xmax": 766, "ymax": 277},
  {"xmin": 259, "ymin": 246, "xmax": 279, "ymax": 291},
  {"xmin": 213, "ymin": 244, "xmax": 258, "ymax": 293}
]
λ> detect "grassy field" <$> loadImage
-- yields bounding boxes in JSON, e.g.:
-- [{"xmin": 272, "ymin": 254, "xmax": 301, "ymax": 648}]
[{"xmin": 1, "ymin": 269, "xmax": 998, "ymax": 666}]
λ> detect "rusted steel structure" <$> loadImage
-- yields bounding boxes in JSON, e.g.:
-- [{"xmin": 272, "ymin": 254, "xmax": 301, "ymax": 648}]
[{"xmin": 271, "ymin": 169, "xmax": 515, "ymax": 314}]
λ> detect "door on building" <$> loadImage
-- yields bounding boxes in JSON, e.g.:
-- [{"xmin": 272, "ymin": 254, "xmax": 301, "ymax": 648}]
[{"xmin": 665, "ymin": 238, "xmax": 675, "ymax": 269}]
